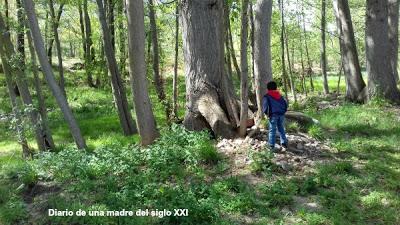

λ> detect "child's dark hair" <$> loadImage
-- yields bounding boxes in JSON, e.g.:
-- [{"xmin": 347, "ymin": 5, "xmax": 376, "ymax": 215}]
[{"xmin": 267, "ymin": 81, "xmax": 277, "ymax": 90}]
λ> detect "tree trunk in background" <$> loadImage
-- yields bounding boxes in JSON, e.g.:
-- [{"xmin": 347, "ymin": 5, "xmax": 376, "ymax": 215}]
[
  {"xmin": 181, "ymin": 0, "xmax": 238, "ymax": 138},
  {"xmin": 1, "ymin": 11, "xmax": 51, "ymax": 152},
  {"xmin": 96, "ymin": 0, "xmax": 137, "ymax": 136},
  {"xmin": 47, "ymin": 3, "xmax": 64, "ymax": 65},
  {"xmin": 78, "ymin": 4, "xmax": 86, "ymax": 58},
  {"xmin": 16, "ymin": 0, "xmax": 25, "ymax": 69},
  {"xmin": 226, "ymin": 6, "xmax": 241, "ymax": 79},
  {"xmin": 148, "ymin": 0, "xmax": 170, "ymax": 120},
  {"xmin": 49, "ymin": 0, "xmax": 66, "ymax": 97},
  {"xmin": 321, "ymin": 0, "xmax": 329, "ymax": 94},
  {"xmin": 239, "ymin": 0, "xmax": 249, "ymax": 137},
  {"xmin": 172, "ymin": 0, "xmax": 179, "ymax": 119},
  {"xmin": 5, "ymin": 0, "xmax": 9, "ymax": 30},
  {"xmin": 333, "ymin": 0, "xmax": 366, "ymax": 102},
  {"xmin": 248, "ymin": 2, "xmax": 255, "ymax": 92},
  {"xmin": 285, "ymin": 27, "xmax": 297, "ymax": 103},
  {"xmin": 366, "ymin": 0, "xmax": 400, "ymax": 103},
  {"xmin": 23, "ymin": 0, "xmax": 87, "ymax": 149},
  {"xmin": 254, "ymin": 0, "xmax": 272, "ymax": 121},
  {"xmin": 302, "ymin": 1, "xmax": 314, "ymax": 91},
  {"xmin": 84, "ymin": 0, "xmax": 96, "ymax": 88},
  {"xmin": 388, "ymin": 0, "xmax": 399, "ymax": 83},
  {"xmin": 297, "ymin": 0, "xmax": 307, "ymax": 95},
  {"xmin": 117, "ymin": 0, "xmax": 126, "ymax": 76},
  {"xmin": 26, "ymin": 26, "xmax": 55, "ymax": 150},
  {"xmin": 279, "ymin": 0, "xmax": 289, "ymax": 102},
  {"xmin": 108, "ymin": 0, "xmax": 115, "ymax": 49},
  {"xmin": 126, "ymin": 0, "xmax": 159, "ymax": 145}
]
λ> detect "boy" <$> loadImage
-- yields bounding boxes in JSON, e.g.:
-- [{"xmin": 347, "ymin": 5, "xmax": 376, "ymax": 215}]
[{"xmin": 262, "ymin": 81, "xmax": 288, "ymax": 152}]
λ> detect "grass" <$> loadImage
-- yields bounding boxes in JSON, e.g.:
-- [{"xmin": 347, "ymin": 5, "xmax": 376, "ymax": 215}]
[{"xmin": 1, "ymin": 69, "xmax": 400, "ymax": 224}]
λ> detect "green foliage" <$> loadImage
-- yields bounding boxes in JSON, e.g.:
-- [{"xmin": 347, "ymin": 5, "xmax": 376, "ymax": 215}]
[
  {"xmin": 249, "ymin": 149, "xmax": 279, "ymax": 174},
  {"xmin": 308, "ymin": 124, "xmax": 324, "ymax": 140}
]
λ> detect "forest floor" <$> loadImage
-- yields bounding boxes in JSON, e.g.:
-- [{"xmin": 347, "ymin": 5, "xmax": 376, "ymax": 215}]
[{"xmin": 0, "ymin": 69, "xmax": 400, "ymax": 225}]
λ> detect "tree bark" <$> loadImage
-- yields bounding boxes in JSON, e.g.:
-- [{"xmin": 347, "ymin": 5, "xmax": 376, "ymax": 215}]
[
  {"xmin": 78, "ymin": 4, "xmax": 86, "ymax": 58},
  {"xmin": 48, "ymin": 0, "xmax": 66, "ymax": 97},
  {"xmin": 321, "ymin": 0, "xmax": 329, "ymax": 94},
  {"xmin": 253, "ymin": 0, "xmax": 273, "ymax": 121},
  {"xmin": 96, "ymin": 0, "xmax": 137, "ymax": 136},
  {"xmin": 239, "ymin": 0, "xmax": 249, "ymax": 137},
  {"xmin": 173, "ymin": 0, "xmax": 180, "ymax": 119},
  {"xmin": 181, "ymin": 0, "xmax": 238, "ymax": 138},
  {"xmin": 148, "ymin": 0, "xmax": 170, "ymax": 120},
  {"xmin": 366, "ymin": 0, "xmax": 400, "ymax": 103},
  {"xmin": 333, "ymin": 0, "xmax": 366, "ymax": 102},
  {"xmin": 126, "ymin": 0, "xmax": 159, "ymax": 145},
  {"xmin": 108, "ymin": 0, "xmax": 115, "ymax": 49},
  {"xmin": 23, "ymin": 0, "xmax": 87, "ymax": 149},
  {"xmin": 388, "ymin": 0, "xmax": 399, "ymax": 83}
]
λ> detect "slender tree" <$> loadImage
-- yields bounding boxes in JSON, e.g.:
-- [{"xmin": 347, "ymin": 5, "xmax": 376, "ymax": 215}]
[
  {"xmin": 126, "ymin": 0, "xmax": 159, "ymax": 145},
  {"xmin": 48, "ymin": 0, "xmax": 66, "ymax": 96},
  {"xmin": 172, "ymin": 0, "xmax": 180, "ymax": 119},
  {"xmin": 47, "ymin": 3, "xmax": 64, "ymax": 65},
  {"xmin": 279, "ymin": 0, "xmax": 289, "ymax": 102},
  {"xmin": 333, "ymin": 0, "xmax": 366, "ymax": 102},
  {"xmin": 321, "ymin": 0, "xmax": 329, "ymax": 94},
  {"xmin": 239, "ymin": 0, "xmax": 249, "ymax": 137},
  {"xmin": 26, "ymin": 25, "xmax": 55, "ymax": 150},
  {"xmin": 96, "ymin": 0, "xmax": 137, "ymax": 136},
  {"xmin": 83, "ymin": 0, "xmax": 96, "ymax": 87},
  {"xmin": 148, "ymin": 0, "xmax": 170, "ymax": 120},
  {"xmin": 23, "ymin": 0, "xmax": 87, "ymax": 149},
  {"xmin": 301, "ymin": 0, "xmax": 314, "ymax": 91}
]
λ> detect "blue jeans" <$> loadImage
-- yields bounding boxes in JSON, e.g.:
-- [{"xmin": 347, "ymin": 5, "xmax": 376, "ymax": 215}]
[{"xmin": 268, "ymin": 115, "xmax": 288, "ymax": 148}]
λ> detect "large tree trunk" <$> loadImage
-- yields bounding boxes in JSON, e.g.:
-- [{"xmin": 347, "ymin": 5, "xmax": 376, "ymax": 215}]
[
  {"xmin": 126, "ymin": 0, "xmax": 159, "ymax": 145},
  {"xmin": 321, "ymin": 0, "xmax": 329, "ymax": 94},
  {"xmin": 388, "ymin": 0, "xmax": 399, "ymax": 83},
  {"xmin": 48, "ymin": 0, "xmax": 66, "ymax": 97},
  {"xmin": 0, "ymin": 14, "xmax": 49, "ymax": 152},
  {"xmin": 96, "ymin": 0, "xmax": 137, "ymax": 136},
  {"xmin": 172, "ymin": 0, "xmax": 180, "ymax": 119},
  {"xmin": 253, "ymin": 0, "xmax": 273, "ymax": 121},
  {"xmin": 47, "ymin": 3, "xmax": 64, "ymax": 65},
  {"xmin": 23, "ymin": 0, "xmax": 87, "ymax": 149},
  {"xmin": 239, "ymin": 0, "xmax": 249, "ymax": 137},
  {"xmin": 26, "ymin": 25, "xmax": 55, "ymax": 150},
  {"xmin": 366, "ymin": 0, "xmax": 400, "ymax": 103},
  {"xmin": 333, "ymin": 0, "xmax": 366, "ymax": 102},
  {"xmin": 181, "ymin": 0, "xmax": 238, "ymax": 138}
]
